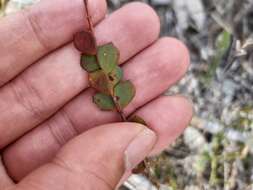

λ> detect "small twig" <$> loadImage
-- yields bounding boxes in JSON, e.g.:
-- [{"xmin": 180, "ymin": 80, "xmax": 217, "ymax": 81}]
[{"xmin": 211, "ymin": 12, "xmax": 233, "ymax": 34}]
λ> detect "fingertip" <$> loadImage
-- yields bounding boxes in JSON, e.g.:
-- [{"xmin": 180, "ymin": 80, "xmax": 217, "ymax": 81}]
[
  {"xmin": 155, "ymin": 95, "xmax": 193, "ymax": 131},
  {"xmin": 90, "ymin": 0, "xmax": 107, "ymax": 23},
  {"xmin": 134, "ymin": 95, "xmax": 193, "ymax": 155},
  {"xmin": 124, "ymin": 2, "xmax": 161, "ymax": 39},
  {"xmin": 153, "ymin": 95, "xmax": 193, "ymax": 154},
  {"xmin": 171, "ymin": 95, "xmax": 194, "ymax": 121},
  {"xmin": 157, "ymin": 37, "xmax": 190, "ymax": 78}
]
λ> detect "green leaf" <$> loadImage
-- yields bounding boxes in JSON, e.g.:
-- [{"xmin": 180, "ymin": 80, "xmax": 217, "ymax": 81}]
[
  {"xmin": 114, "ymin": 80, "xmax": 135, "ymax": 109},
  {"xmin": 97, "ymin": 43, "xmax": 119, "ymax": 74},
  {"xmin": 81, "ymin": 55, "xmax": 100, "ymax": 72},
  {"xmin": 93, "ymin": 93, "xmax": 115, "ymax": 111},
  {"xmin": 107, "ymin": 66, "xmax": 123, "ymax": 93},
  {"xmin": 88, "ymin": 70, "xmax": 110, "ymax": 94},
  {"xmin": 216, "ymin": 30, "xmax": 231, "ymax": 55},
  {"xmin": 128, "ymin": 115, "xmax": 147, "ymax": 126},
  {"xmin": 201, "ymin": 30, "xmax": 232, "ymax": 86}
]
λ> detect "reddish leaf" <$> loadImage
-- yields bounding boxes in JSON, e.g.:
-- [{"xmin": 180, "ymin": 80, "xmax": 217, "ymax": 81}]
[{"xmin": 74, "ymin": 31, "xmax": 96, "ymax": 55}]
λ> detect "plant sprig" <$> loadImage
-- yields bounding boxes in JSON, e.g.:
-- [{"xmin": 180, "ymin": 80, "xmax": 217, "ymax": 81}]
[
  {"xmin": 74, "ymin": 1, "xmax": 140, "ymax": 122},
  {"xmin": 73, "ymin": 0, "xmax": 159, "ymax": 188}
]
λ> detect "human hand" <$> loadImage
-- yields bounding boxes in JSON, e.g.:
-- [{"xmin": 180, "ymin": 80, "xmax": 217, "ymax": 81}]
[{"xmin": 0, "ymin": 0, "xmax": 193, "ymax": 189}]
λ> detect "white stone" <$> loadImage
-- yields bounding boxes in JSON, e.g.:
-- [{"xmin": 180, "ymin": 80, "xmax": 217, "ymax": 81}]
[{"xmin": 184, "ymin": 127, "xmax": 206, "ymax": 151}]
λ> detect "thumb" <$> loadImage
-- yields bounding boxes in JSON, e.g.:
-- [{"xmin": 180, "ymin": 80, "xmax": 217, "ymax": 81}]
[{"xmin": 15, "ymin": 123, "xmax": 157, "ymax": 190}]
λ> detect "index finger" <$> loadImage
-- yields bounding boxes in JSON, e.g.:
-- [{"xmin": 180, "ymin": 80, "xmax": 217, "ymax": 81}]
[{"xmin": 0, "ymin": 0, "xmax": 107, "ymax": 86}]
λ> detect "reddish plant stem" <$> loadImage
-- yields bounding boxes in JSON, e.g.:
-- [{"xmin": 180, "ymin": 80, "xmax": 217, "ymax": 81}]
[
  {"xmin": 83, "ymin": 0, "xmax": 127, "ymax": 122},
  {"xmin": 113, "ymin": 97, "xmax": 127, "ymax": 122},
  {"xmin": 83, "ymin": 0, "xmax": 97, "ymax": 52},
  {"xmin": 83, "ymin": 0, "xmax": 94, "ymax": 33},
  {"xmin": 119, "ymin": 111, "xmax": 127, "ymax": 122}
]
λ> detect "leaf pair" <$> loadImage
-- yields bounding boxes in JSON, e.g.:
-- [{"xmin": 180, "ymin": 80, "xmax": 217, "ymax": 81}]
[
  {"xmin": 93, "ymin": 80, "xmax": 136, "ymax": 111},
  {"xmin": 92, "ymin": 80, "xmax": 136, "ymax": 111},
  {"xmin": 78, "ymin": 40, "xmax": 119, "ymax": 74}
]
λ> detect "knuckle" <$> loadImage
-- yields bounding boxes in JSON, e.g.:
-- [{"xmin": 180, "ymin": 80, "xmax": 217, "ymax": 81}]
[
  {"xmin": 47, "ymin": 110, "xmax": 79, "ymax": 146},
  {"xmin": 22, "ymin": 8, "xmax": 49, "ymax": 51},
  {"xmin": 10, "ymin": 75, "xmax": 46, "ymax": 120},
  {"xmin": 122, "ymin": 2, "xmax": 160, "ymax": 39},
  {"xmin": 52, "ymin": 157, "xmax": 114, "ymax": 190}
]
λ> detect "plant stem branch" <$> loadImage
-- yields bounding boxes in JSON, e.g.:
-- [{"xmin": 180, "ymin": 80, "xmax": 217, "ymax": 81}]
[
  {"xmin": 84, "ymin": 0, "xmax": 97, "ymax": 53},
  {"xmin": 113, "ymin": 97, "xmax": 127, "ymax": 122},
  {"xmin": 83, "ymin": 0, "xmax": 94, "ymax": 33}
]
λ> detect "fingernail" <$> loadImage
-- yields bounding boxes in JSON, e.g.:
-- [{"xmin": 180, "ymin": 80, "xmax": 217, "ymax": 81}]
[{"xmin": 124, "ymin": 127, "xmax": 157, "ymax": 171}]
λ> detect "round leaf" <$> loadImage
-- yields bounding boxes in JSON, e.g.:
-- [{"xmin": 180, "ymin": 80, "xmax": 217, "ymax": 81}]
[
  {"xmin": 88, "ymin": 70, "xmax": 110, "ymax": 94},
  {"xmin": 74, "ymin": 31, "xmax": 97, "ymax": 55},
  {"xmin": 93, "ymin": 93, "xmax": 115, "ymax": 111},
  {"xmin": 81, "ymin": 54, "xmax": 100, "ymax": 72},
  {"xmin": 114, "ymin": 80, "xmax": 136, "ymax": 109},
  {"xmin": 97, "ymin": 43, "xmax": 119, "ymax": 74}
]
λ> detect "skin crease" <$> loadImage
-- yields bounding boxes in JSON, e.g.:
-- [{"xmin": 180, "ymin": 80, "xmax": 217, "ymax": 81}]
[{"xmin": 0, "ymin": 0, "xmax": 193, "ymax": 189}]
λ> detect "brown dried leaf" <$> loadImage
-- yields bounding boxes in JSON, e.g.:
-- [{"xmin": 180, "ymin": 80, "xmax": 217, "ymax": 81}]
[
  {"xmin": 89, "ymin": 70, "xmax": 110, "ymax": 94},
  {"xmin": 132, "ymin": 161, "xmax": 146, "ymax": 174}
]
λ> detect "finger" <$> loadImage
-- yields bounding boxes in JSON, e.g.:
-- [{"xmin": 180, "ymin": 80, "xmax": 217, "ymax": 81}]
[
  {"xmin": 4, "ymin": 96, "xmax": 193, "ymax": 181},
  {"xmin": 0, "ymin": 2, "xmax": 160, "ymax": 149},
  {"xmin": 117, "ymin": 96, "xmax": 193, "ymax": 187},
  {"xmin": 135, "ymin": 96, "xmax": 193, "ymax": 155},
  {"xmin": 0, "ymin": 156, "xmax": 14, "ymax": 189},
  {"xmin": 13, "ymin": 123, "xmax": 156, "ymax": 190},
  {"xmin": 3, "ymin": 37, "xmax": 190, "ymax": 180},
  {"xmin": 0, "ymin": 0, "xmax": 107, "ymax": 86}
]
